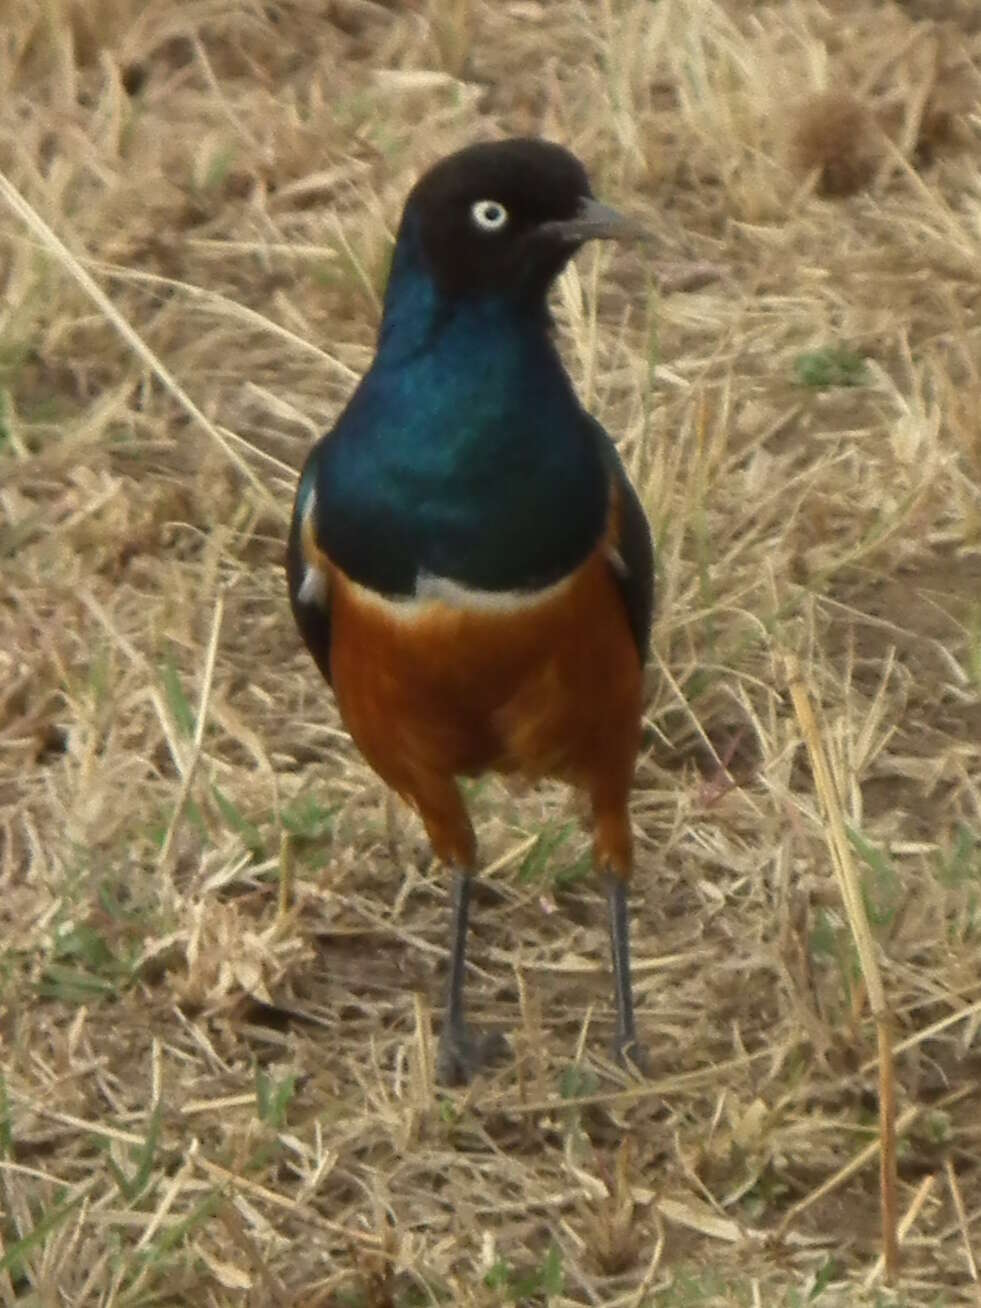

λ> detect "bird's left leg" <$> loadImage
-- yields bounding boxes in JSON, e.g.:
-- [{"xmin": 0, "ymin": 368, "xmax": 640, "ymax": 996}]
[
  {"xmin": 604, "ymin": 874, "xmax": 648, "ymax": 1073},
  {"xmin": 594, "ymin": 799, "xmax": 650, "ymax": 1075}
]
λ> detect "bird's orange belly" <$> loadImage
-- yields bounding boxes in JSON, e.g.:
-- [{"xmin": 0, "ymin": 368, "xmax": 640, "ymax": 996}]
[{"xmin": 328, "ymin": 547, "xmax": 643, "ymax": 809}]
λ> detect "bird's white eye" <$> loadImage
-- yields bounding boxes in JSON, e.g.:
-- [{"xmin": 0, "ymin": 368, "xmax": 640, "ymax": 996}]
[{"xmin": 470, "ymin": 199, "xmax": 509, "ymax": 232}]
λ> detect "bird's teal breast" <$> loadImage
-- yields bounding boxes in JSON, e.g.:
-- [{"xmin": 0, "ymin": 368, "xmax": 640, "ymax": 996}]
[{"xmin": 313, "ymin": 290, "xmax": 608, "ymax": 599}]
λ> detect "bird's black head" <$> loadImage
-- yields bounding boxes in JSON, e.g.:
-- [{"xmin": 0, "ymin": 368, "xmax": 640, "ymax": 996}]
[{"xmin": 394, "ymin": 138, "xmax": 641, "ymax": 303}]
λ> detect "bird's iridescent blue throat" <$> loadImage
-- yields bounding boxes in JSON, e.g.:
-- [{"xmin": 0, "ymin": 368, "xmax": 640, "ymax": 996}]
[{"xmin": 300, "ymin": 209, "xmax": 609, "ymax": 599}]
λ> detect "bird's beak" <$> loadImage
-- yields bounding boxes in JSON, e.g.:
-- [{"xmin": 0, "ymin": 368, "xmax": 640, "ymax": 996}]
[{"xmin": 542, "ymin": 196, "xmax": 651, "ymax": 244}]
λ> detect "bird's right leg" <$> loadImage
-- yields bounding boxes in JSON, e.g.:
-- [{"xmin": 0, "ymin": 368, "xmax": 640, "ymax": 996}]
[
  {"xmin": 436, "ymin": 868, "xmax": 509, "ymax": 1085},
  {"xmin": 410, "ymin": 775, "xmax": 508, "ymax": 1085}
]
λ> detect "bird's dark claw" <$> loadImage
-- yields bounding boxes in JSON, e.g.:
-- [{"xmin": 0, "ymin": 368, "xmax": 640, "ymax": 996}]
[
  {"xmin": 436, "ymin": 1026, "xmax": 509, "ymax": 1086},
  {"xmin": 614, "ymin": 1036, "xmax": 651, "ymax": 1078}
]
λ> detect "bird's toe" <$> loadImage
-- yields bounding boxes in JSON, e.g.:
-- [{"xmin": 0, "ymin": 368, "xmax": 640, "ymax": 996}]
[
  {"xmin": 436, "ymin": 1026, "xmax": 509, "ymax": 1086},
  {"xmin": 614, "ymin": 1036, "xmax": 650, "ymax": 1078}
]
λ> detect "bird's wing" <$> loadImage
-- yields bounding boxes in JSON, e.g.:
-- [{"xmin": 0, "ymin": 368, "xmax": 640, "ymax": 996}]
[
  {"xmin": 594, "ymin": 424, "xmax": 655, "ymax": 659},
  {"xmin": 286, "ymin": 465, "xmax": 335, "ymax": 686}
]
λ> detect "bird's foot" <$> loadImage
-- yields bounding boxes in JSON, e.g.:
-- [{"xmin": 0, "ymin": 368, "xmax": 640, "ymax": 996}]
[
  {"xmin": 436, "ymin": 1025, "xmax": 509, "ymax": 1086},
  {"xmin": 614, "ymin": 1036, "xmax": 651, "ymax": 1078}
]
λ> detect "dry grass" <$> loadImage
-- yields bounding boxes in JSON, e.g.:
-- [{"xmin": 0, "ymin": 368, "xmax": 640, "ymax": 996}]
[{"xmin": 1, "ymin": 0, "xmax": 981, "ymax": 1303}]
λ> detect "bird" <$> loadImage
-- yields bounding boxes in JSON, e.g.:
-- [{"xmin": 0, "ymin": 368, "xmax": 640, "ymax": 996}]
[{"xmin": 286, "ymin": 138, "xmax": 654, "ymax": 1085}]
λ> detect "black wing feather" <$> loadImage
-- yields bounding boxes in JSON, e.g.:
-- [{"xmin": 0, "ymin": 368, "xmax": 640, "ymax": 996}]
[
  {"xmin": 286, "ymin": 463, "xmax": 335, "ymax": 687},
  {"xmin": 592, "ymin": 422, "xmax": 655, "ymax": 659}
]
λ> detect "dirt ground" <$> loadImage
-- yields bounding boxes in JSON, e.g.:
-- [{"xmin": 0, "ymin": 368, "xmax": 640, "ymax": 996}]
[{"xmin": 2, "ymin": 1, "xmax": 981, "ymax": 1304}]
